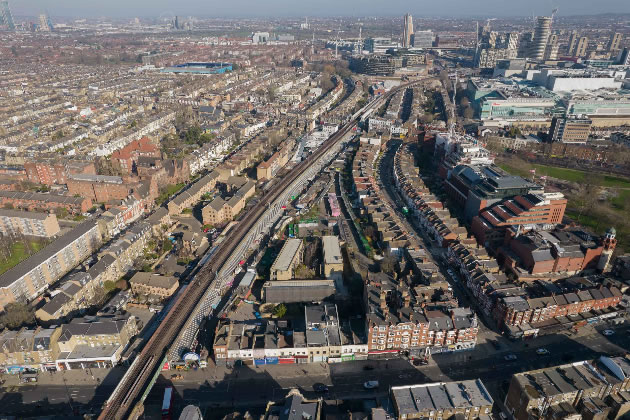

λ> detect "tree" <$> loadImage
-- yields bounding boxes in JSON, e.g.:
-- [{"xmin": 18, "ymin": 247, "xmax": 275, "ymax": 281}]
[
  {"xmin": 0, "ymin": 303, "xmax": 35, "ymax": 329},
  {"xmin": 116, "ymin": 279, "xmax": 130, "ymax": 291},
  {"xmin": 459, "ymin": 97, "xmax": 470, "ymax": 108},
  {"xmin": 55, "ymin": 207, "xmax": 69, "ymax": 220},
  {"xmin": 52, "ymin": 130, "xmax": 65, "ymax": 140},
  {"xmin": 380, "ymin": 254, "xmax": 399, "ymax": 275},
  {"xmin": 463, "ymin": 106, "xmax": 474, "ymax": 120},
  {"xmin": 162, "ymin": 239, "xmax": 173, "ymax": 252},
  {"xmin": 104, "ymin": 281, "xmax": 117, "ymax": 292},
  {"xmin": 272, "ymin": 304, "xmax": 287, "ymax": 318}
]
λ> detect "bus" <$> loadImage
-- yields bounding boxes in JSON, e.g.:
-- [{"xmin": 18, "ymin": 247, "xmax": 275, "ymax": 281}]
[{"xmin": 162, "ymin": 386, "xmax": 174, "ymax": 420}]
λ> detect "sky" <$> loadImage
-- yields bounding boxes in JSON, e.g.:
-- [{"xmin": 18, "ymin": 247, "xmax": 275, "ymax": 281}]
[{"xmin": 11, "ymin": 0, "xmax": 630, "ymax": 18}]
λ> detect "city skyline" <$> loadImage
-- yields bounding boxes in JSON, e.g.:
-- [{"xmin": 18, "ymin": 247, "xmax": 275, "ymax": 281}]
[{"xmin": 8, "ymin": 0, "xmax": 630, "ymax": 18}]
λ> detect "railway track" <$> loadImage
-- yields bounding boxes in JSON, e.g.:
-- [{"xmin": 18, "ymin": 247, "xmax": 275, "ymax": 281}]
[{"xmin": 98, "ymin": 80, "xmax": 417, "ymax": 420}]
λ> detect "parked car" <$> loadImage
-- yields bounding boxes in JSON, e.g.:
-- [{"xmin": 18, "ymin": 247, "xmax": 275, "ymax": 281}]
[
  {"xmin": 504, "ymin": 354, "xmax": 517, "ymax": 361},
  {"xmin": 536, "ymin": 348, "xmax": 549, "ymax": 355},
  {"xmin": 363, "ymin": 380, "xmax": 379, "ymax": 389},
  {"xmin": 602, "ymin": 329, "xmax": 615, "ymax": 336},
  {"xmin": 313, "ymin": 384, "xmax": 329, "ymax": 393}
]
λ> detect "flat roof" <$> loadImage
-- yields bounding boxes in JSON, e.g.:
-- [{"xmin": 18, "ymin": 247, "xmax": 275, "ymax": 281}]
[
  {"xmin": 0, "ymin": 220, "xmax": 99, "ymax": 289},
  {"xmin": 322, "ymin": 235, "xmax": 342, "ymax": 265},
  {"xmin": 271, "ymin": 239, "xmax": 302, "ymax": 273},
  {"xmin": 0, "ymin": 208, "xmax": 52, "ymax": 221}
]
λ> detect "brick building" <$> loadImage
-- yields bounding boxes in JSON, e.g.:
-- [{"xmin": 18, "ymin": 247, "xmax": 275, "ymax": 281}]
[
  {"xmin": 66, "ymin": 174, "xmax": 133, "ymax": 203},
  {"xmin": 0, "ymin": 191, "xmax": 92, "ymax": 214},
  {"xmin": 24, "ymin": 159, "xmax": 96, "ymax": 186},
  {"xmin": 129, "ymin": 272, "xmax": 178, "ymax": 298},
  {"xmin": 111, "ymin": 136, "xmax": 160, "ymax": 174},
  {"xmin": 471, "ymin": 192, "xmax": 567, "ymax": 249}
]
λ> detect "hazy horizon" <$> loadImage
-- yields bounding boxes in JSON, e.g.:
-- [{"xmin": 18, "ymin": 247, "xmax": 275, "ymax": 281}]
[{"xmin": 10, "ymin": 0, "xmax": 630, "ymax": 19}]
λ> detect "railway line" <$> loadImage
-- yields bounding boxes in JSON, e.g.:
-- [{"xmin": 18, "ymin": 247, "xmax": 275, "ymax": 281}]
[{"xmin": 98, "ymin": 79, "xmax": 418, "ymax": 420}]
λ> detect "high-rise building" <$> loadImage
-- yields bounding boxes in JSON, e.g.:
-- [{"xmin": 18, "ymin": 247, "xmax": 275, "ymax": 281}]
[
  {"xmin": 38, "ymin": 13, "xmax": 52, "ymax": 31},
  {"xmin": 517, "ymin": 32, "xmax": 533, "ymax": 58},
  {"xmin": 567, "ymin": 31, "xmax": 579, "ymax": 56},
  {"xmin": 0, "ymin": 0, "xmax": 15, "ymax": 30},
  {"xmin": 402, "ymin": 14, "xmax": 414, "ymax": 48},
  {"xmin": 575, "ymin": 36, "xmax": 589, "ymax": 57},
  {"xmin": 544, "ymin": 33, "xmax": 559, "ymax": 60},
  {"xmin": 529, "ymin": 16, "xmax": 552, "ymax": 60},
  {"xmin": 608, "ymin": 32, "xmax": 623, "ymax": 53},
  {"xmin": 174, "ymin": 16, "xmax": 180, "ymax": 30}
]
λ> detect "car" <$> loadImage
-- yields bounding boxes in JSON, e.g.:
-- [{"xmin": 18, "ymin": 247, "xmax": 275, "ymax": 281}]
[
  {"xmin": 363, "ymin": 380, "xmax": 379, "ymax": 389},
  {"xmin": 504, "ymin": 354, "xmax": 517, "ymax": 361},
  {"xmin": 602, "ymin": 329, "xmax": 615, "ymax": 336},
  {"xmin": 363, "ymin": 365, "xmax": 374, "ymax": 371},
  {"xmin": 413, "ymin": 359, "xmax": 428, "ymax": 366},
  {"xmin": 536, "ymin": 348, "xmax": 549, "ymax": 355},
  {"xmin": 313, "ymin": 384, "xmax": 329, "ymax": 393}
]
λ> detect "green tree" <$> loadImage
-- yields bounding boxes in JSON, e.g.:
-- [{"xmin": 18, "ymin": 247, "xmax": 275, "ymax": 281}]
[
  {"xmin": 272, "ymin": 303, "xmax": 287, "ymax": 318},
  {"xmin": 0, "ymin": 302, "xmax": 35, "ymax": 329},
  {"xmin": 463, "ymin": 106, "xmax": 474, "ymax": 120},
  {"xmin": 162, "ymin": 239, "xmax": 173, "ymax": 252},
  {"xmin": 104, "ymin": 280, "xmax": 116, "ymax": 292}
]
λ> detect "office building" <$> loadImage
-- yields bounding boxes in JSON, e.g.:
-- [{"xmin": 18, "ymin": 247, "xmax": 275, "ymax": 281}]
[
  {"xmin": 0, "ymin": 209, "xmax": 60, "ymax": 238},
  {"xmin": 270, "ymin": 238, "xmax": 304, "ymax": 281},
  {"xmin": 576, "ymin": 36, "xmax": 589, "ymax": 57},
  {"xmin": 529, "ymin": 16, "xmax": 552, "ymax": 60},
  {"xmin": 402, "ymin": 14, "xmax": 414, "ymax": 48},
  {"xmin": 0, "ymin": 0, "xmax": 15, "ymax": 30},
  {"xmin": 548, "ymin": 116, "xmax": 592, "ymax": 144},
  {"xmin": 532, "ymin": 69, "xmax": 623, "ymax": 92},
  {"xmin": 0, "ymin": 221, "xmax": 102, "ymax": 311},
  {"xmin": 413, "ymin": 30, "xmax": 433, "ymax": 48},
  {"xmin": 392, "ymin": 380, "xmax": 494, "ymax": 419},
  {"xmin": 505, "ymin": 357, "xmax": 630, "ymax": 420},
  {"xmin": 617, "ymin": 47, "xmax": 630, "ymax": 66}
]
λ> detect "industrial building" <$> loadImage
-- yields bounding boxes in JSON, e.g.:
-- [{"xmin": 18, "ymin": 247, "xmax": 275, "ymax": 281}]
[{"xmin": 161, "ymin": 62, "xmax": 233, "ymax": 75}]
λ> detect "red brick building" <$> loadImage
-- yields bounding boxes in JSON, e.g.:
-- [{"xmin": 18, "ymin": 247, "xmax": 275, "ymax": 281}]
[
  {"xmin": 24, "ymin": 160, "xmax": 96, "ymax": 186},
  {"xmin": 0, "ymin": 191, "xmax": 92, "ymax": 214},
  {"xmin": 67, "ymin": 175, "xmax": 134, "ymax": 203},
  {"xmin": 111, "ymin": 137, "xmax": 161, "ymax": 175},
  {"xmin": 471, "ymin": 192, "xmax": 567, "ymax": 249}
]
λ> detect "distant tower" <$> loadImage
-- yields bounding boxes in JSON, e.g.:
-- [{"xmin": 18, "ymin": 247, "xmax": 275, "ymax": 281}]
[
  {"xmin": 544, "ymin": 34, "xmax": 559, "ymax": 60},
  {"xmin": 38, "ymin": 13, "xmax": 52, "ymax": 31},
  {"xmin": 174, "ymin": 16, "xmax": 180, "ymax": 30},
  {"xmin": 567, "ymin": 31, "xmax": 579, "ymax": 56},
  {"xmin": 0, "ymin": 0, "xmax": 15, "ymax": 31},
  {"xmin": 402, "ymin": 14, "xmax": 414, "ymax": 48},
  {"xmin": 608, "ymin": 32, "xmax": 623, "ymax": 54},
  {"xmin": 598, "ymin": 227, "xmax": 617, "ymax": 272},
  {"xmin": 575, "ymin": 36, "xmax": 589, "ymax": 57},
  {"xmin": 529, "ymin": 16, "xmax": 552, "ymax": 60}
]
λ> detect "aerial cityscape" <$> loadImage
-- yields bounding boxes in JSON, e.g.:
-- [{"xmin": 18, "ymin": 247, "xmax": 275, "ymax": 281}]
[{"xmin": 1, "ymin": 1, "xmax": 630, "ymax": 419}]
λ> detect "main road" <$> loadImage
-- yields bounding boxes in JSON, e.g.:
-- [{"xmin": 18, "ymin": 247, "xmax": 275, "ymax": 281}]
[{"xmin": 98, "ymin": 79, "xmax": 422, "ymax": 420}]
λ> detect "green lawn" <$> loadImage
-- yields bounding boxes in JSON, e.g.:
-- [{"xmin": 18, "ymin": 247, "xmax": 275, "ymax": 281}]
[
  {"xmin": 0, "ymin": 241, "xmax": 47, "ymax": 275},
  {"xmin": 156, "ymin": 182, "xmax": 186, "ymax": 205},
  {"xmin": 498, "ymin": 162, "xmax": 630, "ymax": 188}
]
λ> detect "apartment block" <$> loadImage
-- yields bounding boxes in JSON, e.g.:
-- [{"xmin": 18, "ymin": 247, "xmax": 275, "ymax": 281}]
[
  {"xmin": 0, "ymin": 221, "xmax": 102, "ymax": 311},
  {"xmin": 201, "ymin": 180, "xmax": 255, "ymax": 225},
  {"xmin": 129, "ymin": 272, "xmax": 178, "ymax": 298},
  {"xmin": 471, "ymin": 192, "xmax": 567, "ymax": 249},
  {"xmin": 0, "ymin": 209, "xmax": 60, "ymax": 238},
  {"xmin": 167, "ymin": 171, "xmax": 219, "ymax": 215},
  {"xmin": 270, "ymin": 238, "xmax": 304, "ymax": 281},
  {"xmin": 66, "ymin": 174, "xmax": 133, "ymax": 203},
  {"xmin": 0, "ymin": 191, "xmax": 92, "ymax": 214}
]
